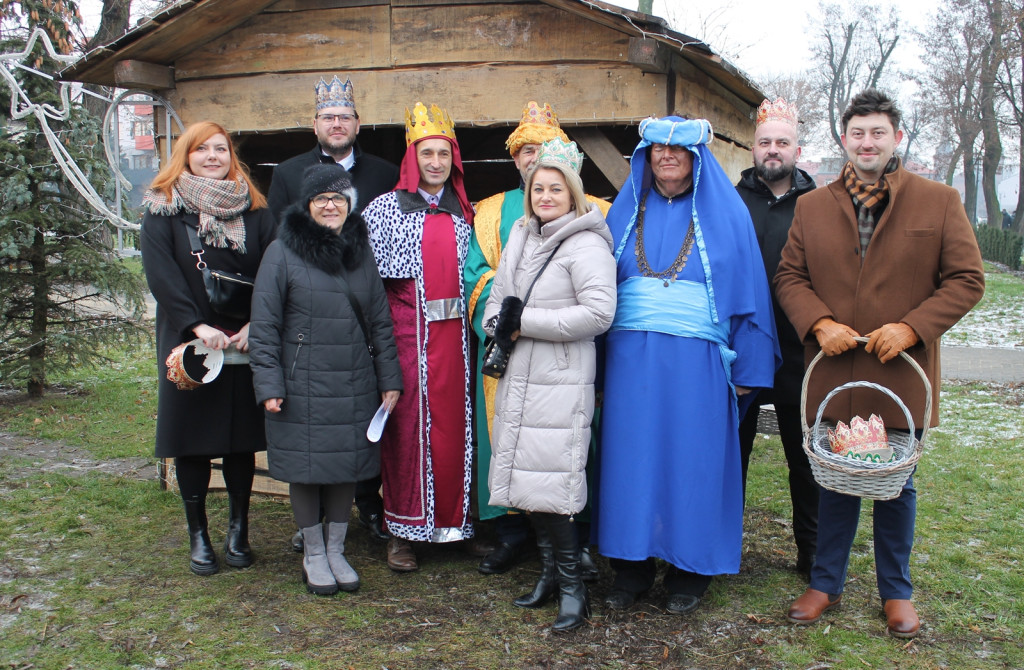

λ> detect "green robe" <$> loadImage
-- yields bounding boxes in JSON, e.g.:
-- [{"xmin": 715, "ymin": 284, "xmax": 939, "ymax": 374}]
[{"xmin": 464, "ymin": 188, "xmax": 524, "ymax": 520}]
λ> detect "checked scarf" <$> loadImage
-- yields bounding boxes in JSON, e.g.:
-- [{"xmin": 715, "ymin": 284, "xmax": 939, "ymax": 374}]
[
  {"xmin": 143, "ymin": 172, "xmax": 250, "ymax": 253},
  {"xmin": 842, "ymin": 156, "xmax": 899, "ymax": 260}
]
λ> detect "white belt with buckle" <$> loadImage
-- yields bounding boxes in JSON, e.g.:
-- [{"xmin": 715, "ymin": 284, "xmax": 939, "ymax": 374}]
[{"xmin": 425, "ymin": 297, "xmax": 464, "ymax": 322}]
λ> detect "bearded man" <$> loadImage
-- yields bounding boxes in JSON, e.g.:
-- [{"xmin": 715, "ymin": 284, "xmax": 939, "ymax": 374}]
[{"xmin": 735, "ymin": 98, "xmax": 818, "ymax": 579}]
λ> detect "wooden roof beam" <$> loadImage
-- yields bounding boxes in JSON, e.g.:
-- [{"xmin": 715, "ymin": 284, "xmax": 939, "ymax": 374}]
[
  {"xmin": 569, "ymin": 126, "xmax": 630, "ymax": 190},
  {"xmin": 114, "ymin": 60, "xmax": 175, "ymax": 90}
]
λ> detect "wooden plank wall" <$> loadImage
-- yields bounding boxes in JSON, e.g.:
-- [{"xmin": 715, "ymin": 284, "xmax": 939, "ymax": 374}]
[
  {"xmin": 167, "ymin": 65, "xmax": 668, "ymax": 132},
  {"xmin": 160, "ymin": 0, "xmax": 757, "ymax": 179}
]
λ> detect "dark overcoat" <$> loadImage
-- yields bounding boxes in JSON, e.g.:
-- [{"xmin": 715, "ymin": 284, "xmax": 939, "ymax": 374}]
[
  {"xmin": 736, "ymin": 167, "xmax": 816, "ymax": 404},
  {"xmin": 248, "ymin": 206, "xmax": 403, "ymax": 485},
  {"xmin": 266, "ymin": 143, "xmax": 398, "ymax": 219},
  {"xmin": 775, "ymin": 165, "xmax": 985, "ymax": 429},
  {"xmin": 140, "ymin": 207, "xmax": 277, "ymax": 458}
]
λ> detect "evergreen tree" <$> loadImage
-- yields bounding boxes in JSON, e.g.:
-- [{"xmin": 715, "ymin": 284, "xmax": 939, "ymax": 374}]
[{"xmin": 1, "ymin": 0, "xmax": 147, "ymax": 397}]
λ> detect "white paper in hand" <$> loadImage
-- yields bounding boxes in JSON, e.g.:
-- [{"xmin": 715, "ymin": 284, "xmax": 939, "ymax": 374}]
[{"xmin": 366, "ymin": 401, "xmax": 391, "ymax": 442}]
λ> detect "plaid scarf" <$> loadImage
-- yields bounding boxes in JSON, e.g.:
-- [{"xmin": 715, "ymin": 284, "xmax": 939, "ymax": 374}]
[
  {"xmin": 143, "ymin": 172, "xmax": 250, "ymax": 253},
  {"xmin": 841, "ymin": 156, "xmax": 899, "ymax": 259}
]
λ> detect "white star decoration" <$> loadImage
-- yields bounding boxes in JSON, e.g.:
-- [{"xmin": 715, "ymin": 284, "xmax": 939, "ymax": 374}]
[{"xmin": 1, "ymin": 28, "xmax": 138, "ymax": 231}]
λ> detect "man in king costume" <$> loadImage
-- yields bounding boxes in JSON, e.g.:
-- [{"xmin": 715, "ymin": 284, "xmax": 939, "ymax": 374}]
[
  {"xmin": 363, "ymin": 103, "xmax": 476, "ymax": 572},
  {"xmin": 595, "ymin": 117, "xmax": 780, "ymax": 614},
  {"xmin": 464, "ymin": 101, "xmax": 609, "ymax": 575}
]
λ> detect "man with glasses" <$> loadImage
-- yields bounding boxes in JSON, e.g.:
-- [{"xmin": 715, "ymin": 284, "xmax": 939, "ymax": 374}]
[
  {"xmin": 268, "ymin": 76, "xmax": 398, "ymax": 219},
  {"xmin": 268, "ymin": 76, "xmax": 398, "ymax": 547}
]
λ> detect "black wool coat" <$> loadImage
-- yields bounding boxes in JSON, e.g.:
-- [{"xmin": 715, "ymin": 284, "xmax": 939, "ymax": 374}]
[
  {"xmin": 735, "ymin": 167, "xmax": 816, "ymax": 404},
  {"xmin": 140, "ymin": 206, "xmax": 277, "ymax": 458},
  {"xmin": 248, "ymin": 205, "xmax": 403, "ymax": 485},
  {"xmin": 266, "ymin": 143, "xmax": 399, "ymax": 220}
]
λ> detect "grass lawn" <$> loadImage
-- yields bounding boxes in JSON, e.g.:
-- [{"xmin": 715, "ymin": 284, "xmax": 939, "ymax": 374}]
[{"xmin": 1, "ymin": 268, "xmax": 1022, "ymax": 669}]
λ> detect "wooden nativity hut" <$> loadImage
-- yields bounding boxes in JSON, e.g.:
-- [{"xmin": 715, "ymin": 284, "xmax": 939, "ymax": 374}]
[
  {"xmin": 62, "ymin": 0, "xmax": 766, "ymax": 201},
  {"xmin": 61, "ymin": 0, "xmax": 766, "ymax": 493}
]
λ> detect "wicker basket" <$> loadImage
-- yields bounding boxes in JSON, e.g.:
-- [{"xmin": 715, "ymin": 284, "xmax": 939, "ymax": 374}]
[{"xmin": 801, "ymin": 337, "xmax": 930, "ymax": 501}]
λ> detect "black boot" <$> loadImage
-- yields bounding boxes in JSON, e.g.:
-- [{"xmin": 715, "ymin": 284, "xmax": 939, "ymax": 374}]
[
  {"xmin": 546, "ymin": 514, "xmax": 590, "ymax": 633},
  {"xmin": 224, "ymin": 492, "xmax": 252, "ymax": 568},
  {"xmin": 183, "ymin": 498, "xmax": 218, "ymax": 576},
  {"xmin": 514, "ymin": 515, "xmax": 557, "ymax": 608}
]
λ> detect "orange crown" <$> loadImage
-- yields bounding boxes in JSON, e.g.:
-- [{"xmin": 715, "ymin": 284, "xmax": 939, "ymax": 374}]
[
  {"xmin": 404, "ymin": 102, "xmax": 456, "ymax": 147},
  {"xmin": 756, "ymin": 97, "xmax": 799, "ymax": 127},
  {"xmin": 505, "ymin": 101, "xmax": 569, "ymax": 155}
]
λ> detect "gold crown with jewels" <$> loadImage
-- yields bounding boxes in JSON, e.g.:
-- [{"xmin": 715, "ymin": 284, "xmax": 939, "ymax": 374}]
[{"xmin": 404, "ymin": 102, "xmax": 456, "ymax": 146}]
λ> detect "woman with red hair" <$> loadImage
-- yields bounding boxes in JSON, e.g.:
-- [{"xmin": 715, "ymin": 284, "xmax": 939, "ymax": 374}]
[{"xmin": 141, "ymin": 121, "xmax": 276, "ymax": 576}]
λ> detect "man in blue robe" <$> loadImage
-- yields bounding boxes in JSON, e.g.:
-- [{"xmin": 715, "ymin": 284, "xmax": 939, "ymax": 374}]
[{"xmin": 595, "ymin": 117, "xmax": 780, "ymax": 615}]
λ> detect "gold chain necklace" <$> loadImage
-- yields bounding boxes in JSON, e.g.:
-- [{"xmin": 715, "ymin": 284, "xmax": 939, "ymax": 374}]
[{"xmin": 634, "ymin": 191, "xmax": 695, "ymax": 287}]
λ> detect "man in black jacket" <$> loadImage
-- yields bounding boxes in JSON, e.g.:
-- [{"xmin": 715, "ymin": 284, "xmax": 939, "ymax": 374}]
[
  {"xmin": 735, "ymin": 98, "xmax": 818, "ymax": 579},
  {"xmin": 267, "ymin": 76, "xmax": 398, "ymax": 219},
  {"xmin": 268, "ymin": 76, "xmax": 398, "ymax": 544}
]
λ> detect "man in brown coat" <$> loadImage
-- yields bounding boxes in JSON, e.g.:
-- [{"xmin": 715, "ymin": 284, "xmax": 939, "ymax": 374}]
[{"xmin": 775, "ymin": 89, "xmax": 984, "ymax": 639}]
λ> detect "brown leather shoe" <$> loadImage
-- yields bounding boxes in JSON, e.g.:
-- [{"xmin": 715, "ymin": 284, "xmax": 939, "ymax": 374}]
[
  {"xmin": 883, "ymin": 599, "xmax": 920, "ymax": 639},
  {"xmin": 386, "ymin": 537, "xmax": 418, "ymax": 572},
  {"xmin": 787, "ymin": 588, "xmax": 842, "ymax": 624}
]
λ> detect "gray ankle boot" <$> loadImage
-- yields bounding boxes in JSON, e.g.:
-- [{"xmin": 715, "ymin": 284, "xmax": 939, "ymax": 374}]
[
  {"xmin": 326, "ymin": 522, "xmax": 360, "ymax": 592},
  {"xmin": 301, "ymin": 524, "xmax": 338, "ymax": 596}
]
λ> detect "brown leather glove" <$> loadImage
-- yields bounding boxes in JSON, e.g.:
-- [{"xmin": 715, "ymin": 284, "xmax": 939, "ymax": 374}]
[
  {"xmin": 812, "ymin": 317, "xmax": 859, "ymax": 356},
  {"xmin": 865, "ymin": 322, "xmax": 919, "ymax": 363}
]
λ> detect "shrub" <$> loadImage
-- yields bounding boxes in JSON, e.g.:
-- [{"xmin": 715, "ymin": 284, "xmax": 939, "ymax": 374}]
[{"xmin": 974, "ymin": 224, "xmax": 1024, "ymax": 270}]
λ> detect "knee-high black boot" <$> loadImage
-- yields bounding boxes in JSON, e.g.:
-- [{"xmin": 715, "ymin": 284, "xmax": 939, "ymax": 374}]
[
  {"xmin": 514, "ymin": 514, "xmax": 557, "ymax": 608},
  {"xmin": 546, "ymin": 513, "xmax": 590, "ymax": 633},
  {"xmin": 183, "ymin": 497, "xmax": 218, "ymax": 576},
  {"xmin": 224, "ymin": 492, "xmax": 252, "ymax": 568}
]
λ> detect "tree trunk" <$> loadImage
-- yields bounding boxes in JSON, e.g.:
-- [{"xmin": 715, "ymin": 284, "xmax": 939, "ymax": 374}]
[
  {"xmin": 980, "ymin": 0, "xmax": 1004, "ymax": 227},
  {"xmin": 1015, "ymin": 127, "xmax": 1024, "ymax": 233},
  {"xmin": 82, "ymin": 0, "xmax": 132, "ymax": 121},
  {"xmin": 964, "ymin": 142, "xmax": 980, "ymax": 225},
  {"xmin": 28, "ymin": 228, "xmax": 48, "ymax": 398}
]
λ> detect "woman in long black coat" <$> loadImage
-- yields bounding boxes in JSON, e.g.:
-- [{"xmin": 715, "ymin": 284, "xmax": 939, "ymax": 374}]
[
  {"xmin": 249, "ymin": 164, "xmax": 402, "ymax": 595},
  {"xmin": 140, "ymin": 121, "xmax": 276, "ymax": 576}
]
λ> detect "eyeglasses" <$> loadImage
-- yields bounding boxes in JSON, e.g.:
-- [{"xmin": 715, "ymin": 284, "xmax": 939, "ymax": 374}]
[
  {"xmin": 312, "ymin": 194, "xmax": 348, "ymax": 208},
  {"xmin": 317, "ymin": 113, "xmax": 356, "ymax": 124}
]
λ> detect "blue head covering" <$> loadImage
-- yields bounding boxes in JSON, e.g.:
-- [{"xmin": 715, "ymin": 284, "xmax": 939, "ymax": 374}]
[{"xmin": 607, "ymin": 116, "xmax": 762, "ymax": 326}]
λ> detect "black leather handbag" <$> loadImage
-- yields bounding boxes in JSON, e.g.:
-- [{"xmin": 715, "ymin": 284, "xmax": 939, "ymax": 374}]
[
  {"xmin": 481, "ymin": 336, "xmax": 512, "ymax": 379},
  {"xmin": 481, "ymin": 242, "xmax": 563, "ymax": 379},
  {"xmin": 186, "ymin": 225, "xmax": 255, "ymax": 321}
]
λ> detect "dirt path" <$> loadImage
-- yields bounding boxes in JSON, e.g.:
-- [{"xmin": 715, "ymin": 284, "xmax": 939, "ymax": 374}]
[{"xmin": 0, "ymin": 431, "xmax": 153, "ymax": 483}]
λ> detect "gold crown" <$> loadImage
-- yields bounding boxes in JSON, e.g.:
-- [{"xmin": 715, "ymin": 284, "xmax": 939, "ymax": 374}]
[
  {"xmin": 315, "ymin": 76, "xmax": 355, "ymax": 111},
  {"xmin": 756, "ymin": 97, "xmax": 799, "ymax": 127},
  {"xmin": 827, "ymin": 414, "xmax": 892, "ymax": 461},
  {"xmin": 404, "ymin": 102, "xmax": 456, "ymax": 147},
  {"xmin": 536, "ymin": 138, "xmax": 583, "ymax": 174},
  {"xmin": 506, "ymin": 101, "xmax": 569, "ymax": 155}
]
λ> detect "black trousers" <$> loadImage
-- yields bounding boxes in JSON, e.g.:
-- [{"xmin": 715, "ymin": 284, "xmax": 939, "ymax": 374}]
[{"xmin": 738, "ymin": 401, "xmax": 818, "ymax": 555}]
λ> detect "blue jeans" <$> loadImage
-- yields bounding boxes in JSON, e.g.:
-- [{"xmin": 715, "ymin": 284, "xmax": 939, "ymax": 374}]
[{"xmin": 809, "ymin": 475, "xmax": 916, "ymax": 600}]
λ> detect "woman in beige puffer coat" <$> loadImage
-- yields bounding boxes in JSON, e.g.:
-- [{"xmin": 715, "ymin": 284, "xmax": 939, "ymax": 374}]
[{"xmin": 483, "ymin": 139, "xmax": 616, "ymax": 633}]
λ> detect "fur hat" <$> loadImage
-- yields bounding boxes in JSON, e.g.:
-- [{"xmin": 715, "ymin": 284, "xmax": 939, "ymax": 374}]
[{"xmin": 301, "ymin": 163, "xmax": 358, "ymax": 211}]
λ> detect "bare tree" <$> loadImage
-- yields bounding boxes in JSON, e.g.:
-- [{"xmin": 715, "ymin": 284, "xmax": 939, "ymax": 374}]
[
  {"xmin": 996, "ymin": 1, "xmax": 1024, "ymax": 232},
  {"xmin": 979, "ymin": 0, "xmax": 1007, "ymax": 226},
  {"xmin": 809, "ymin": 2, "xmax": 901, "ymax": 156},
  {"xmin": 658, "ymin": 1, "xmax": 756, "ymax": 67},
  {"xmin": 918, "ymin": 0, "xmax": 986, "ymax": 221},
  {"xmin": 78, "ymin": 0, "xmax": 132, "ymax": 120},
  {"xmin": 900, "ymin": 92, "xmax": 939, "ymax": 167},
  {"xmin": 758, "ymin": 71, "xmax": 830, "ymax": 149}
]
